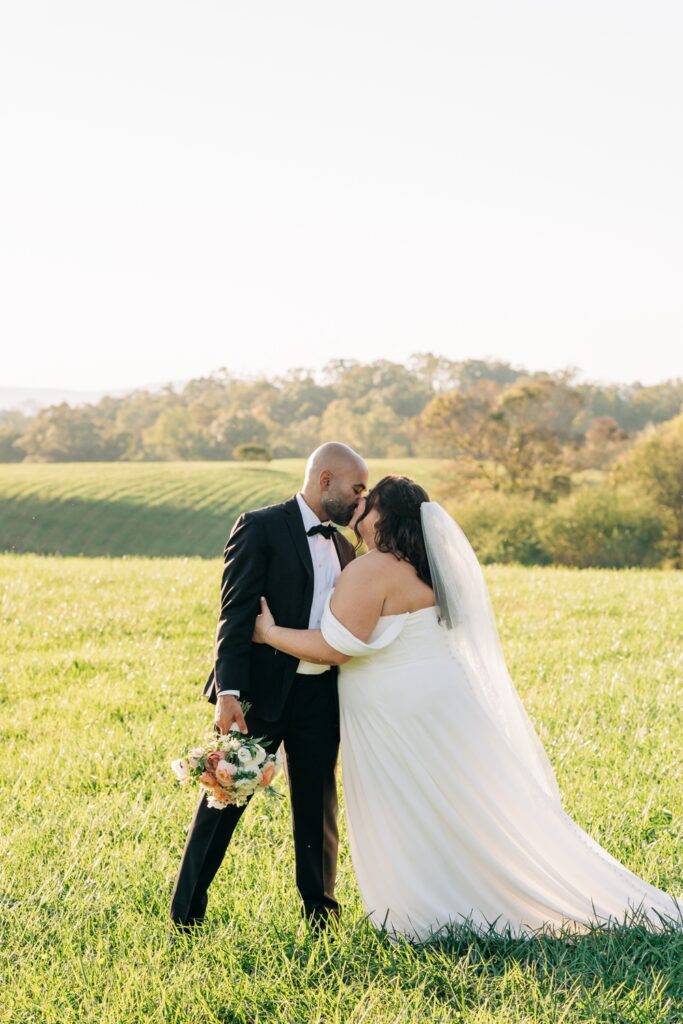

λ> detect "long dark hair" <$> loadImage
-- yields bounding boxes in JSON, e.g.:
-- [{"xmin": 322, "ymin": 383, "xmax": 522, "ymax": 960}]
[{"xmin": 354, "ymin": 475, "xmax": 432, "ymax": 587}]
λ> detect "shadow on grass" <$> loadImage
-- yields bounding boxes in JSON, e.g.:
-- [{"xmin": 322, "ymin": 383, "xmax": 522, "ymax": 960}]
[
  {"xmin": 0, "ymin": 494, "xmax": 254, "ymax": 558},
  {"xmin": 251, "ymin": 908, "xmax": 683, "ymax": 1021},
  {"xmin": 397, "ymin": 908, "xmax": 680, "ymax": 1018}
]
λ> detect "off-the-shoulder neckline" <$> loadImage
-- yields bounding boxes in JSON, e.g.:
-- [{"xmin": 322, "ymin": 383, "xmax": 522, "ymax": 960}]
[
  {"xmin": 378, "ymin": 605, "xmax": 437, "ymax": 620},
  {"xmin": 325, "ymin": 589, "xmax": 437, "ymax": 622}
]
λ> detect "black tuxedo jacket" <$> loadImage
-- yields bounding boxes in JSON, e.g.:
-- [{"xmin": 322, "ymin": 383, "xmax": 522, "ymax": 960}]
[{"xmin": 203, "ymin": 495, "xmax": 356, "ymax": 721}]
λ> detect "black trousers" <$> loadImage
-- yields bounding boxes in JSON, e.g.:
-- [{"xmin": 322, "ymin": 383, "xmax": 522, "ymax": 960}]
[{"xmin": 169, "ymin": 670, "xmax": 340, "ymax": 927}]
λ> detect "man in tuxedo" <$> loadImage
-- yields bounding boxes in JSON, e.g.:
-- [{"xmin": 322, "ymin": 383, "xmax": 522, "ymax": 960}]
[{"xmin": 169, "ymin": 442, "xmax": 368, "ymax": 932}]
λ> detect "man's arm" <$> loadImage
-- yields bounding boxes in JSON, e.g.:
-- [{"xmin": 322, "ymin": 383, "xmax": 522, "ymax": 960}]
[{"xmin": 212, "ymin": 511, "xmax": 268, "ymax": 697}]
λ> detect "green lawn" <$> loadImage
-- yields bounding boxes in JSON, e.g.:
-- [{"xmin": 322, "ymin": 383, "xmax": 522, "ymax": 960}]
[{"xmin": 1, "ymin": 555, "xmax": 681, "ymax": 1023}]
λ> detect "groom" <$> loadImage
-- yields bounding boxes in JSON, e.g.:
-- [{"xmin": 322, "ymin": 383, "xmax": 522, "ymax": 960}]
[{"xmin": 169, "ymin": 442, "xmax": 368, "ymax": 932}]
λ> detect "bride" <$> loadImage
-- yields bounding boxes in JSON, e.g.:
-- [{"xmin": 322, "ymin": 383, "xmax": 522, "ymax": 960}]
[{"xmin": 252, "ymin": 475, "xmax": 682, "ymax": 941}]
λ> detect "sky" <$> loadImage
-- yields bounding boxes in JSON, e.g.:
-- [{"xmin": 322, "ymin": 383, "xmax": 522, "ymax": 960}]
[{"xmin": 1, "ymin": 0, "xmax": 682, "ymax": 393}]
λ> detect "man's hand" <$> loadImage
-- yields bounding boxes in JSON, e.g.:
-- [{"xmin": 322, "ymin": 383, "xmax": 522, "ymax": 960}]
[{"xmin": 214, "ymin": 694, "xmax": 248, "ymax": 735}]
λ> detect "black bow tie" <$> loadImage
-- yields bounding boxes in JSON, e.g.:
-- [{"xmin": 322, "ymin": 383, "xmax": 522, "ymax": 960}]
[{"xmin": 307, "ymin": 524, "xmax": 338, "ymax": 540}]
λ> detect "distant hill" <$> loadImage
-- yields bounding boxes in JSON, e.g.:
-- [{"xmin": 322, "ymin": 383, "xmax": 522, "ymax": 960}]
[
  {"xmin": 0, "ymin": 387, "xmax": 128, "ymax": 414},
  {"xmin": 0, "ymin": 381, "xmax": 189, "ymax": 415}
]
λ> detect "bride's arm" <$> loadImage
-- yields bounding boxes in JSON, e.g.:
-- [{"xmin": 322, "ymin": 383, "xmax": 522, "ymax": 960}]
[
  {"xmin": 253, "ymin": 558, "xmax": 385, "ymax": 664},
  {"xmin": 258, "ymin": 617, "xmax": 349, "ymax": 665}
]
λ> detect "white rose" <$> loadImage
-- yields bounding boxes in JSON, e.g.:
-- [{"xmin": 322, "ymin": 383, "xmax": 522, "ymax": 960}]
[
  {"xmin": 171, "ymin": 758, "xmax": 190, "ymax": 782},
  {"xmin": 237, "ymin": 746, "xmax": 253, "ymax": 764},
  {"xmin": 187, "ymin": 748, "xmax": 204, "ymax": 769}
]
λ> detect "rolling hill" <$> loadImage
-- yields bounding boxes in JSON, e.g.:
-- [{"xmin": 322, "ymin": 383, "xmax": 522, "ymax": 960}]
[{"xmin": 0, "ymin": 459, "xmax": 450, "ymax": 557}]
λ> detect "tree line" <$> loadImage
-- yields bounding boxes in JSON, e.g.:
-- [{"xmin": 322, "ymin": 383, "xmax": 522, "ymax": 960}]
[{"xmin": 1, "ymin": 354, "xmax": 682, "ymax": 466}]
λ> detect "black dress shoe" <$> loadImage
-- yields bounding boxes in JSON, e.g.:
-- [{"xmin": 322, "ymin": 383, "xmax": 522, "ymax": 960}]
[
  {"xmin": 169, "ymin": 916, "xmax": 204, "ymax": 935},
  {"xmin": 307, "ymin": 909, "xmax": 340, "ymax": 935}
]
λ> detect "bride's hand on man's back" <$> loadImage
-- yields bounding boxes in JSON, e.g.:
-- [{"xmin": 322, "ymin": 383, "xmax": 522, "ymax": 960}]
[{"xmin": 252, "ymin": 595, "xmax": 275, "ymax": 644}]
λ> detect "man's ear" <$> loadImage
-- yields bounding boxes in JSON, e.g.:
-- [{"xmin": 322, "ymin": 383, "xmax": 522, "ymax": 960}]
[{"xmin": 319, "ymin": 470, "xmax": 332, "ymax": 490}]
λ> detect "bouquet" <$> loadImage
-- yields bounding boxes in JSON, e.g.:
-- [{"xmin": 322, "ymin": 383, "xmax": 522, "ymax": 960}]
[{"xmin": 171, "ymin": 714, "xmax": 283, "ymax": 809}]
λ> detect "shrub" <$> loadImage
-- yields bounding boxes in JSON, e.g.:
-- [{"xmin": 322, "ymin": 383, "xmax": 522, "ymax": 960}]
[
  {"xmin": 450, "ymin": 493, "xmax": 550, "ymax": 565},
  {"xmin": 538, "ymin": 486, "xmax": 667, "ymax": 568},
  {"xmin": 614, "ymin": 411, "xmax": 683, "ymax": 567},
  {"xmin": 449, "ymin": 486, "xmax": 667, "ymax": 568},
  {"xmin": 232, "ymin": 444, "xmax": 272, "ymax": 462}
]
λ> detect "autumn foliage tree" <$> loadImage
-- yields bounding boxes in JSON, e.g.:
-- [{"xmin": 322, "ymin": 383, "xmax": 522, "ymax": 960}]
[{"xmin": 418, "ymin": 375, "xmax": 584, "ymax": 499}]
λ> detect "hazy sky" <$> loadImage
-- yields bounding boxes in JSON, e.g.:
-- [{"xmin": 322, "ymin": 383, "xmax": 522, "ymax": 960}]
[{"xmin": 2, "ymin": 1, "xmax": 682, "ymax": 391}]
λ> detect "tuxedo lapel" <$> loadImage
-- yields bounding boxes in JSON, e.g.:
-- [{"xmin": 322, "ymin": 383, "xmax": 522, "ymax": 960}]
[
  {"xmin": 283, "ymin": 496, "xmax": 314, "ymax": 581},
  {"xmin": 332, "ymin": 530, "xmax": 355, "ymax": 569}
]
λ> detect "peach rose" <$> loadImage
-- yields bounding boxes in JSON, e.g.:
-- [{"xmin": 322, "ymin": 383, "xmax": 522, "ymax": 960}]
[
  {"xmin": 259, "ymin": 762, "xmax": 276, "ymax": 787},
  {"xmin": 206, "ymin": 791, "xmax": 230, "ymax": 810},
  {"xmin": 215, "ymin": 761, "xmax": 234, "ymax": 787},
  {"xmin": 199, "ymin": 770, "xmax": 216, "ymax": 787},
  {"xmin": 203, "ymin": 780, "xmax": 229, "ymax": 804},
  {"xmin": 206, "ymin": 750, "xmax": 223, "ymax": 771}
]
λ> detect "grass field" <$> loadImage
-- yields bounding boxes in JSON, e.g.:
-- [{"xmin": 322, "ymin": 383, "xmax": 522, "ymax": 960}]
[
  {"xmin": 1, "ymin": 553, "xmax": 682, "ymax": 1023},
  {"xmin": 0, "ymin": 460, "xmax": 451, "ymax": 557}
]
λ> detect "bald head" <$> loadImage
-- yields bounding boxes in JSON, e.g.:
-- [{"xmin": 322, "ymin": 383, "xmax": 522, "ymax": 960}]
[
  {"xmin": 304, "ymin": 442, "xmax": 366, "ymax": 486},
  {"xmin": 301, "ymin": 442, "xmax": 368, "ymax": 526}
]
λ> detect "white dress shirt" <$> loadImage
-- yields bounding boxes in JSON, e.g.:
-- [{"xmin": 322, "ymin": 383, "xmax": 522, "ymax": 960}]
[
  {"xmin": 293, "ymin": 491, "xmax": 343, "ymax": 674},
  {"xmin": 217, "ymin": 492, "xmax": 342, "ymax": 697}
]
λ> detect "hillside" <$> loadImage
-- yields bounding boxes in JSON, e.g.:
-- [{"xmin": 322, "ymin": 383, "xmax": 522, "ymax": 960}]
[{"xmin": 0, "ymin": 459, "xmax": 449, "ymax": 557}]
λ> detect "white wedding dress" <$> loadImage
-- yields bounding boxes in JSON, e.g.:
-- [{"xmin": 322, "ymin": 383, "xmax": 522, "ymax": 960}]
[{"xmin": 319, "ymin": 513, "xmax": 682, "ymax": 941}]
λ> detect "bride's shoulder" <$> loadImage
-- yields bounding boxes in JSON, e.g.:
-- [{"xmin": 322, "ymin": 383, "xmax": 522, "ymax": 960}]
[
  {"xmin": 337, "ymin": 550, "xmax": 394, "ymax": 587},
  {"xmin": 335, "ymin": 552, "xmax": 395, "ymax": 593},
  {"xmin": 331, "ymin": 551, "xmax": 389, "ymax": 625},
  {"xmin": 343, "ymin": 549, "xmax": 392, "ymax": 573}
]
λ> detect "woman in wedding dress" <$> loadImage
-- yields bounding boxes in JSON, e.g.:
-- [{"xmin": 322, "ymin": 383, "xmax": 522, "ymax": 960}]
[{"xmin": 252, "ymin": 475, "xmax": 682, "ymax": 941}]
